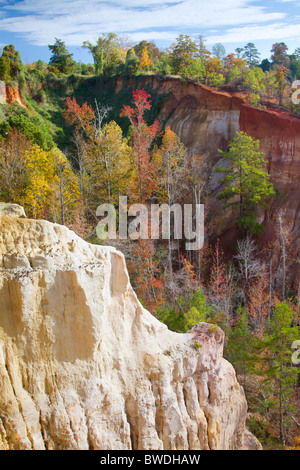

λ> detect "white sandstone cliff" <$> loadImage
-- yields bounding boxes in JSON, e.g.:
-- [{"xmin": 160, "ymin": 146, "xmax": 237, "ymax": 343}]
[{"xmin": 0, "ymin": 204, "xmax": 261, "ymax": 450}]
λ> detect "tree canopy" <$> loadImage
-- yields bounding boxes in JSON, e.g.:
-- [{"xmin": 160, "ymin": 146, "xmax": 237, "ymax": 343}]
[{"xmin": 48, "ymin": 38, "xmax": 75, "ymax": 74}]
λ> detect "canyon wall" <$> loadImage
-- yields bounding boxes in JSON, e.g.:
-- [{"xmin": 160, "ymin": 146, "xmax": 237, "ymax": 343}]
[
  {"xmin": 0, "ymin": 203, "xmax": 260, "ymax": 450},
  {"xmin": 114, "ymin": 76, "xmax": 300, "ymax": 270},
  {"xmin": 0, "ymin": 81, "xmax": 25, "ymax": 107}
]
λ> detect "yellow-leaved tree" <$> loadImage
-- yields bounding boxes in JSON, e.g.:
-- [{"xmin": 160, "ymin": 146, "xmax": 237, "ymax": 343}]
[
  {"xmin": 49, "ymin": 149, "xmax": 81, "ymax": 225},
  {"xmin": 23, "ymin": 144, "xmax": 80, "ymax": 224},
  {"xmin": 23, "ymin": 144, "xmax": 55, "ymax": 219},
  {"xmin": 85, "ymin": 120, "xmax": 133, "ymax": 207},
  {"xmin": 140, "ymin": 47, "xmax": 152, "ymax": 71}
]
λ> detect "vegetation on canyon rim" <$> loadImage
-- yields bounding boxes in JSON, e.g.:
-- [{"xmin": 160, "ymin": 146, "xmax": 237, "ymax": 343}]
[{"xmin": 0, "ymin": 34, "xmax": 300, "ymax": 450}]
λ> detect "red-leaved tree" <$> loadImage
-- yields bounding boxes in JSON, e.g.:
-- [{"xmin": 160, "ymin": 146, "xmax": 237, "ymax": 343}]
[{"xmin": 120, "ymin": 89, "xmax": 159, "ymax": 202}]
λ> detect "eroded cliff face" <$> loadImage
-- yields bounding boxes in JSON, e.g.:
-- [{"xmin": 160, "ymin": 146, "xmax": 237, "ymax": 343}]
[
  {"xmin": 0, "ymin": 204, "xmax": 260, "ymax": 450},
  {"xmin": 114, "ymin": 76, "xmax": 300, "ymax": 271},
  {"xmin": 239, "ymin": 104, "xmax": 300, "ymax": 269},
  {"xmin": 0, "ymin": 81, "xmax": 26, "ymax": 107}
]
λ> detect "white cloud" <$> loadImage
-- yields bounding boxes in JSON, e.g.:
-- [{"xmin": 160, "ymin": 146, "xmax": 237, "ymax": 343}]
[
  {"xmin": 207, "ymin": 22, "xmax": 300, "ymax": 44},
  {"xmin": 0, "ymin": 0, "xmax": 288, "ymax": 46}
]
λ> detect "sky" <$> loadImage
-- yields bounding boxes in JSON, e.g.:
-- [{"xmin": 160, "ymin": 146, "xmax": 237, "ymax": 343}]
[{"xmin": 0, "ymin": 0, "xmax": 300, "ymax": 64}]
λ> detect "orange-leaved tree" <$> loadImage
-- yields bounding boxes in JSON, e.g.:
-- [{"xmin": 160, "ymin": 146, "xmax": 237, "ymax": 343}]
[{"xmin": 120, "ymin": 89, "xmax": 160, "ymax": 203}]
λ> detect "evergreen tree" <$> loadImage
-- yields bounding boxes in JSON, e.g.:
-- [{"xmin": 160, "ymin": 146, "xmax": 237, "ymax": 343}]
[
  {"xmin": 214, "ymin": 131, "xmax": 275, "ymax": 234},
  {"xmin": 262, "ymin": 302, "xmax": 300, "ymax": 446},
  {"xmin": 48, "ymin": 38, "xmax": 75, "ymax": 74},
  {"xmin": 0, "ymin": 44, "xmax": 23, "ymax": 81},
  {"xmin": 226, "ymin": 307, "xmax": 257, "ymax": 394},
  {"xmin": 242, "ymin": 43, "xmax": 261, "ymax": 66},
  {"xmin": 170, "ymin": 34, "xmax": 198, "ymax": 74}
]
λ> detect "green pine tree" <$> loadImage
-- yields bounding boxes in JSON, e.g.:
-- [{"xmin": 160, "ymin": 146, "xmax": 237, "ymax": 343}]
[
  {"xmin": 48, "ymin": 38, "xmax": 75, "ymax": 74},
  {"xmin": 262, "ymin": 302, "xmax": 300, "ymax": 447},
  {"xmin": 214, "ymin": 131, "xmax": 275, "ymax": 234},
  {"xmin": 226, "ymin": 306, "xmax": 257, "ymax": 394},
  {"xmin": 0, "ymin": 44, "xmax": 23, "ymax": 81}
]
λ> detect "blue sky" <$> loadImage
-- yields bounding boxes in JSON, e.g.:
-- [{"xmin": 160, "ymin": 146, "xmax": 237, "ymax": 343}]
[{"xmin": 0, "ymin": 0, "xmax": 300, "ymax": 64}]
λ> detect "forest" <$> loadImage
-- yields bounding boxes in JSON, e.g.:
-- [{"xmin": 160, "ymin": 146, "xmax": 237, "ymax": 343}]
[{"xmin": 0, "ymin": 33, "xmax": 300, "ymax": 450}]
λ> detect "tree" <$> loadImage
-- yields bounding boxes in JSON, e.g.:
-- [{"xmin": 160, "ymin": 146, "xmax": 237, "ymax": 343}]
[
  {"xmin": 242, "ymin": 43, "xmax": 261, "ymax": 66},
  {"xmin": 63, "ymin": 96, "xmax": 95, "ymax": 139},
  {"xmin": 226, "ymin": 307, "xmax": 257, "ymax": 394},
  {"xmin": 0, "ymin": 48, "xmax": 11, "ymax": 81},
  {"xmin": 50, "ymin": 149, "xmax": 81, "ymax": 225},
  {"xmin": 275, "ymin": 210, "xmax": 293, "ymax": 300},
  {"xmin": 0, "ymin": 44, "xmax": 23, "ymax": 81},
  {"xmin": 120, "ymin": 89, "xmax": 160, "ymax": 202},
  {"xmin": 290, "ymin": 57, "xmax": 300, "ymax": 80},
  {"xmin": 223, "ymin": 53, "xmax": 247, "ymax": 84},
  {"xmin": 197, "ymin": 35, "xmax": 211, "ymax": 63},
  {"xmin": 85, "ymin": 120, "xmax": 133, "ymax": 206},
  {"xmin": 274, "ymin": 65, "xmax": 289, "ymax": 106},
  {"xmin": 154, "ymin": 127, "xmax": 186, "ymax": 274},
  {"xmin": 259, "ymin": 58, "xmax": 271, "ymax": 72},
  {"xmin": 207, "ymin": 239, "xmax": 235, "ymax": 326},
  {"xmin": 234, "ymin": 235, "xmax": 261, "ymax": 297},
  {"xmin": 262, "ymin": 302, "xmax": 300, "ymax": 446},
  {"xmin": 248, "ymin": 266, "xmax": 271, "ymax": 332},
  {"xmin": 0, "ymin": 129, "xmax": 31, "ymax": 202},
  {"xmin": 48, "ymin": 38, "xmax": 75, "ymax": 74},
  {"xmin": 134, "ymin": 40, "xmax": 161, "ymax": 62},
  {"xmin": 183, "ymin": 288, "xmax": 213, "ymax": 332},
  {"xmin": 127, "ymin": 237, "xmax": 166, "ymax": 314},
  {"xmin": 125, "ymin": 48, "xmax": 140, "ymax": 75},
  {"xmin": 212, "ymin": 43, "xmax": 226, "ymax": 60},
  {"xmin": 214, "ymin": 131, "xmax": 275, "ymax": 234},
  {"xmin": 140, "ymin": 47, "xmax": 152, "ymax": 70},
  {"xmin": 271, "ymin": 42, "xmax": 290, "ymax": 68},
  {"xmin": 83, "ymin": 33, "xmax": 125, "ymax": 76},
  {"xmin": 169, "ymin": 34, "xmax": 198, "ymax": 74},
  {"xmin": 235, "ymin": 47, "xmax": 244, "ymax": 58}
]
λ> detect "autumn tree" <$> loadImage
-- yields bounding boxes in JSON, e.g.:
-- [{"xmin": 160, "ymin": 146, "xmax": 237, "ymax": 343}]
[
  {"xmin": 206, "ymin": 239, "xmax": 235, "ymax": 330},
  {"xmin": 215, "ymin": 131, "xmax": 275, "ymax": 234},
  {"xmin": 50, "ymin": 149, "xmax": 81, "ymax": 225},
  {"xmin": 63, "ymin": 96, "xmax": 95, "ymax": 139},
  {"xmin": 134, "ymin": 40, "xmax": 161, "ymax": 63},
  {"xmin": 63, "ymin": 96, "xmax": 95, "ymax": 218},
  {"xmin": 0, "ymin": 129, "xmax": 31, "ymax": 203},
  {"xmin": 140, "ymin": 47, "xmax": 152, "ymax": 71},
  {"xmin": 154, "ymin": 127, "xmax": 186, "ymax": 273},
  {"xmin": 234, "ymin": 235, "xmax": 261, "ymax": 298},
  {"xmin": 271, "ymin": 42, "xmax": 290, "ymax": 68},
  {"xmin": 275, "ymin": 210, "xmax": 293, "ymax": 300},
  {"xmin": 120, "ymin": 89, "xmax": 159, "ymax": 202},
  {"xmin": 85, "ymin": 120, "xmax": 133, "ymax": 207},
  {"xmin": 169, "ymin": 35, "xmax": 198, "ymax": 74},
  {"xmin": 127, "ymin": 237, "xmax": 165, "ymax": 314},
  {"xmin": 274, "ymin": 65, "xmax": 289, "ymax": 106},
  {"xmin": 248, "ymin": 266, "xmax": 271, "ymax": 332},
  {"xmin": 23, "ymin": 144, "xmax": 80, "ymax": 222}
]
